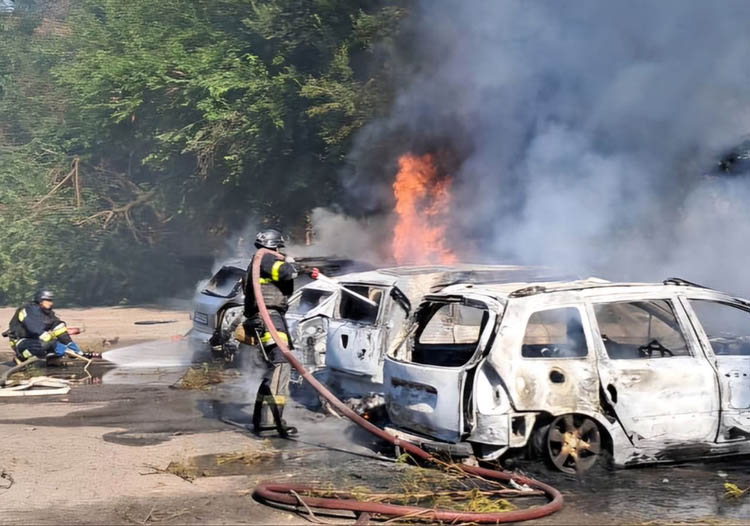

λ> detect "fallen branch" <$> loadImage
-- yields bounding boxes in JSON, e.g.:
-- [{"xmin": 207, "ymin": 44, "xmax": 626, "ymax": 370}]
[{"xmin": 75, "ymin": 189, "xmax": 157, "ymax": 242}]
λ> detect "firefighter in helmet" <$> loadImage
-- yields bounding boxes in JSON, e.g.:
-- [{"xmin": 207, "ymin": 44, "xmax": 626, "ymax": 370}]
[
  {"xmin": 7, "ymin": 289, "xmax": 83, "ymax": 362},
  {"xmin": 242, "ymin": 228, "xmax": 309, "ymax": 437}
]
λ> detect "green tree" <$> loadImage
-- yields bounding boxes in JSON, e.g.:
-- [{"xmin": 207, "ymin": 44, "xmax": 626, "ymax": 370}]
[{"xmin": 0, "ymin": 0, "xmax": 408, "ymax": 305}]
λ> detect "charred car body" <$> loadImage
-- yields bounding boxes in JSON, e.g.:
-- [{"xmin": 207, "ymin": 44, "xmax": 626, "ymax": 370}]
[
  {"xmin": 378, "ymin": 277, "xmax": 750, "ymax": 472},
  {"xmin": 189, "ymin": 257, "xmax": 371, "ymax": 358},
  {"xmin": 292, "ymin": 265, "xmax": 565, "ymax": 398}
]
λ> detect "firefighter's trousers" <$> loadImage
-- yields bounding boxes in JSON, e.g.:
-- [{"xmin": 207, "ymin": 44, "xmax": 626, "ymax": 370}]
[
  {"xmin": 252, "ymin": 346, "xmax": 291, "ymax": 432},
  {"xmin": 244, "ymin": 310, "xmax": 293, "ymax": 435},
  {"xmin": 12, "ymin": 338, "xmax": 54, "ymax": 360}
]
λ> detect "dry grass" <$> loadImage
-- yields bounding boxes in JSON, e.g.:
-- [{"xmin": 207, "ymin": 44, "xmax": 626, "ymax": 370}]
[
  {"xmin": 149, "ymin": 443, "xmax": 279, "ymax": 483},
  {"xmin": 297, "ymin": 460, "xmax": 538, "ymax": 519},
  {"xmin": 173, "ymin": 363, "xmax": 224, "ymax": 390},
  {"xmin": 163, "ymin": 460, "xmax": 205, "ymax": 483},
  {"xmin": 216, "ymin": 445, "xmax": 278, "ymax": 466},
  {"xmin": 724, "ymin": 482, "xmax": 749, "ymax": 499}
]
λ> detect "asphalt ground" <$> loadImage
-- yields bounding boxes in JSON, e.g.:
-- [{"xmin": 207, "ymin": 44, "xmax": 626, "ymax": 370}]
[{"xmin": 0, "ymin": 341, "xmax": 749, "ymax": 525}]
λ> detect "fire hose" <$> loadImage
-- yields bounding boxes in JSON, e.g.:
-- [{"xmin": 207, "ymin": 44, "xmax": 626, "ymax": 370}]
[{"xmin": 250, "ymin": 248, "xmax": 564, "ymax": 523}]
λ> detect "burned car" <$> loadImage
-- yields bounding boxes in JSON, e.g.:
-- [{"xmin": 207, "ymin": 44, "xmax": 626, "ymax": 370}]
[
  {"xmin": 381, "ymin": 278, "xmax": 750, "ymax": 473},
  {"xmin": 189, "ymin": 257, "xmax": 370, "ymax": 359},
  {"xmin": 292, "ymin": 265, "xmax": 564, "ymax": 398}
]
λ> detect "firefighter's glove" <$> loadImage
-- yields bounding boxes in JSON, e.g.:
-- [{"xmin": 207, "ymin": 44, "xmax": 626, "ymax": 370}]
[
  {"xmin": 67, "ymin": 342, "xmax": 83, "ymax": 355},
  {"xmin": 285, "ymin": 256, "xmax": 296, "ymax": 264},
  {"xmin": 310, "ymin": 267, "xmax": 320, "ymax": 280}
]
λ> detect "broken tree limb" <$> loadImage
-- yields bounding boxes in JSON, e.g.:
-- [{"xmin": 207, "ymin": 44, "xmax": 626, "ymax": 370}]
[
  {"xmin": 33, "ymin": 165, "xmax": 76, "ymax": 210},
  {"xmin": 74, "ymin": 157, "xmax": 81, "ymax": 209}
]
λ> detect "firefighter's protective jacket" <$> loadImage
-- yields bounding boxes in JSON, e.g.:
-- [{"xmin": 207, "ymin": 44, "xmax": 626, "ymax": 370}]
[
  {"xmin": 8, "ymin": 303, "xmax": 72, "ymax": 345},
  {"xmin": 243, "ymin": 251, "xmax": 296, "ymax": 317}
]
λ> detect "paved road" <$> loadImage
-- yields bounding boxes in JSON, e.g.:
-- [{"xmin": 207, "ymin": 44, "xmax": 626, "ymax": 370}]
[{"xmin": 1, "ymin": 352, "xmax": 748, "ymax": 525}]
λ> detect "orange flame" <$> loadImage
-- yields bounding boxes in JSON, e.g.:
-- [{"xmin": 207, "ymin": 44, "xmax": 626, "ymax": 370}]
[{"xmin": 392, "ymin": 153, "xmax": 457, "ymax": 265}]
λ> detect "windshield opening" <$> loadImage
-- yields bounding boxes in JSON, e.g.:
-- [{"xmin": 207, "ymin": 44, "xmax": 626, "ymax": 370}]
[
  {"xmin": 287, "ymin": 289, "xmax": 334, "ymax": 316},
  {"xmin": 202, "ymin": 267, "xmax": 245, "ymax": 298},
  {"xmin": 409, "ymin": 301, "xmax": 489, "ymax": 367}
]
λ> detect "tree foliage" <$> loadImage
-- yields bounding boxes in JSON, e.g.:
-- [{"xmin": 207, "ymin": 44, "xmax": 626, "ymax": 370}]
[{"xmin": 0, "ymin": 0, "xmax": 406, "ymax": 305}]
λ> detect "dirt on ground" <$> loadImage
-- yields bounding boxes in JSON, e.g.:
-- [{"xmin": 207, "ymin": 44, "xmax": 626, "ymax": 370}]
[
  {"xmin": 1, "ymin": 307, "xmax": 749, "ymax": 525},
  {"xmin": 0, "ymin": 306, "xmax": 193, "ymax": 354}
]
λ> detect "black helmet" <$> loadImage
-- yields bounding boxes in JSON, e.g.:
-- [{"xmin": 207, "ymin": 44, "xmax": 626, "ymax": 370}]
[
  {"xmin": 254, "ymin": 228, "xmax": 285, "ymax": 250},
  {"xmin": 34, "ymin": 289, "xmax": 54, "ymax": 303}
]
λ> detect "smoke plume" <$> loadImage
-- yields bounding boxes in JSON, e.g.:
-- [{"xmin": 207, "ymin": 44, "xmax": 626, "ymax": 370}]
[{"xmin": 345, "ymin": 0, "xmax": 750, "ymax": 294}]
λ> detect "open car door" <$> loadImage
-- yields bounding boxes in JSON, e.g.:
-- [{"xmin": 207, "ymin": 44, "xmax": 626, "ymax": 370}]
[
  {"xmin": 383, "ymin": 294, "xmax": 499, "ymax": 443},
  {"xmin": 289, "ymin": 284, "xmax": 339, "ymax": 370},
  {"xmin": 324, "ymin": 283, "xmax": 410, "ymax": 382},
  {"xmin": 681, "ymin": 296, "xmax": 750, "ymax": 438}
]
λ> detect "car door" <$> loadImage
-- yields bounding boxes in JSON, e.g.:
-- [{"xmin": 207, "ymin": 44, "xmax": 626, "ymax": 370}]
[
  {"xmin": 680, "ymin": 296, "xmax": 750, "ymax": 439},
  {"xmin": 291, "ymin": 286, "xmax": 339, "ymax": 369},
  {"xmin": 589, "ymin": 297, "xmax": 719, "ymax": 444},
  {"xmin": 384, "ymin": 294, "xmax": 499, "ymax": 442},
  {"xmin": 324, "ymin": 283, "xmax": 393, "ymax": 380},
  {"xmin": 510, "ymin": 304, "xmax": 600, "ymax": 414}
]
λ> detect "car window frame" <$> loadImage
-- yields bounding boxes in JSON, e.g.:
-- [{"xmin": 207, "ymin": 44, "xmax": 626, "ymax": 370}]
[
  {"xmin": 519, "ymin": 305, "xmax": 591, "ymax": 360},
  {"xmin": 587, "ymin": 295, "xmax": 698, "ymax": 361},
  {"xmin": 679, "ymin": 295, "xmax": 750, "ymax": 358},
  {"xmin": 333, "ymin": 282, "xmax": 387, "ymax": 326}
]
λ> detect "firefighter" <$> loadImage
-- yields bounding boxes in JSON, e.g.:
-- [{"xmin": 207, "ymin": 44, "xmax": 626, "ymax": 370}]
[
  {"xmin": 7, "ymin": 289, "xmax": 83, "ymax": 362},
  {"xmin": 242, "ymin": 228, "xmax": 311, "ymax": 438}
]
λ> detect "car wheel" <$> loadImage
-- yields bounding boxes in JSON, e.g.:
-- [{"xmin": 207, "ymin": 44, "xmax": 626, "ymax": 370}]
[{"xmin": 546, "ymin": 414, "xmax": 602, "ymax": 474}]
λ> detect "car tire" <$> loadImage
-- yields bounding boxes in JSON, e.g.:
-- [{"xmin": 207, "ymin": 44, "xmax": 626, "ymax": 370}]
[{"xmin": 546, "ymin": 413, "xmax": 603, "ymax": 475}]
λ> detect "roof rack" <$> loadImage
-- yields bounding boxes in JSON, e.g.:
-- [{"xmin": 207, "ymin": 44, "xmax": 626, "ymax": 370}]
[{"xmin": 663, "ymin": 277, "xmax": 707, "ymax": 288}]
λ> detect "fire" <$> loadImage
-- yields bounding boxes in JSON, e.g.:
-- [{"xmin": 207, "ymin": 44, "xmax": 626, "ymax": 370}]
[{"xmin": 392, "ymin": 153, "xmax": 457, "ymax": 265}]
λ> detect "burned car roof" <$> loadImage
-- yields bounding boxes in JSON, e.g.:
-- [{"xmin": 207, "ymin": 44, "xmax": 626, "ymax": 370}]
[
  {"xmin": 333, "ymin": 264, "xmax": 575, "ymax": 303},
  {"xmin": 432, "ymin": 276, "xmax": 740, "ymax": 303}
]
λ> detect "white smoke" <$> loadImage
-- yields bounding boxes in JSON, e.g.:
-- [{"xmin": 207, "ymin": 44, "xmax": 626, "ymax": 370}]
[{"xmin": 289, "ymin": 207, "xmax": 391, "ymax": 265}]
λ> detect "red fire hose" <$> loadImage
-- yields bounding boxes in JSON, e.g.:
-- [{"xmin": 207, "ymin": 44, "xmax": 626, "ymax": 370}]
[{"xmin": 251, "ymin": 248, "xmax": 564, "ymax": 523}]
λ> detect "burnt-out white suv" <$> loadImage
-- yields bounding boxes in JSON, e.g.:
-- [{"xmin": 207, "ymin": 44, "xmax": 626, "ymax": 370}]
[
  {"xmin": 292, "ymin": 265, "xmax": 564, "ymax": 399},
  {"xmin": 381, "ymin": 277, "xmax": 750, "ymax": 473}
]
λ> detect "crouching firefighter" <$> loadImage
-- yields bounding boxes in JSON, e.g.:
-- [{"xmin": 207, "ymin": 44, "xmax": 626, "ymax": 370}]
[
  {"xmin": 6, "ymin": 290, "xmax": 83, "ymax": 362},
  {"xmin": 242, "ymin": 228, "xmax": 312, "ymax": 438}
]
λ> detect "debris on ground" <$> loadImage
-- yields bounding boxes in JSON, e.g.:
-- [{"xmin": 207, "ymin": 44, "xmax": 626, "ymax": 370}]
[
  {"xmin": 724, "ymin": 482, "xmax": 749, "ymax": 499},
  {"xmin": 164, "ymin": 460, "xmax": 204, "ymax": 483},
  {"xmin": 134, "ymin": 320, "xmax": 177, "ymax": 325},
  {"xmin": 0, "ymin": 469, "xmax": 13, "ymax": 491},
  {"xmin": 294, "ymin": 461, "xmax": 537, "ymax": 516},
  {"xmin": 172, "ymin": 363, "xmax": 224, "ymax": 390},
  {"xmin": 216, "ymin": 446, "xmax": 278, "ymax": 466},
  {"xmin": 101, "ymin": 337, "xmax": 120, "ymax": 348},
  {"xmin": 145, "ymin": 444, "xmax": 279, "ymax": 483}
]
